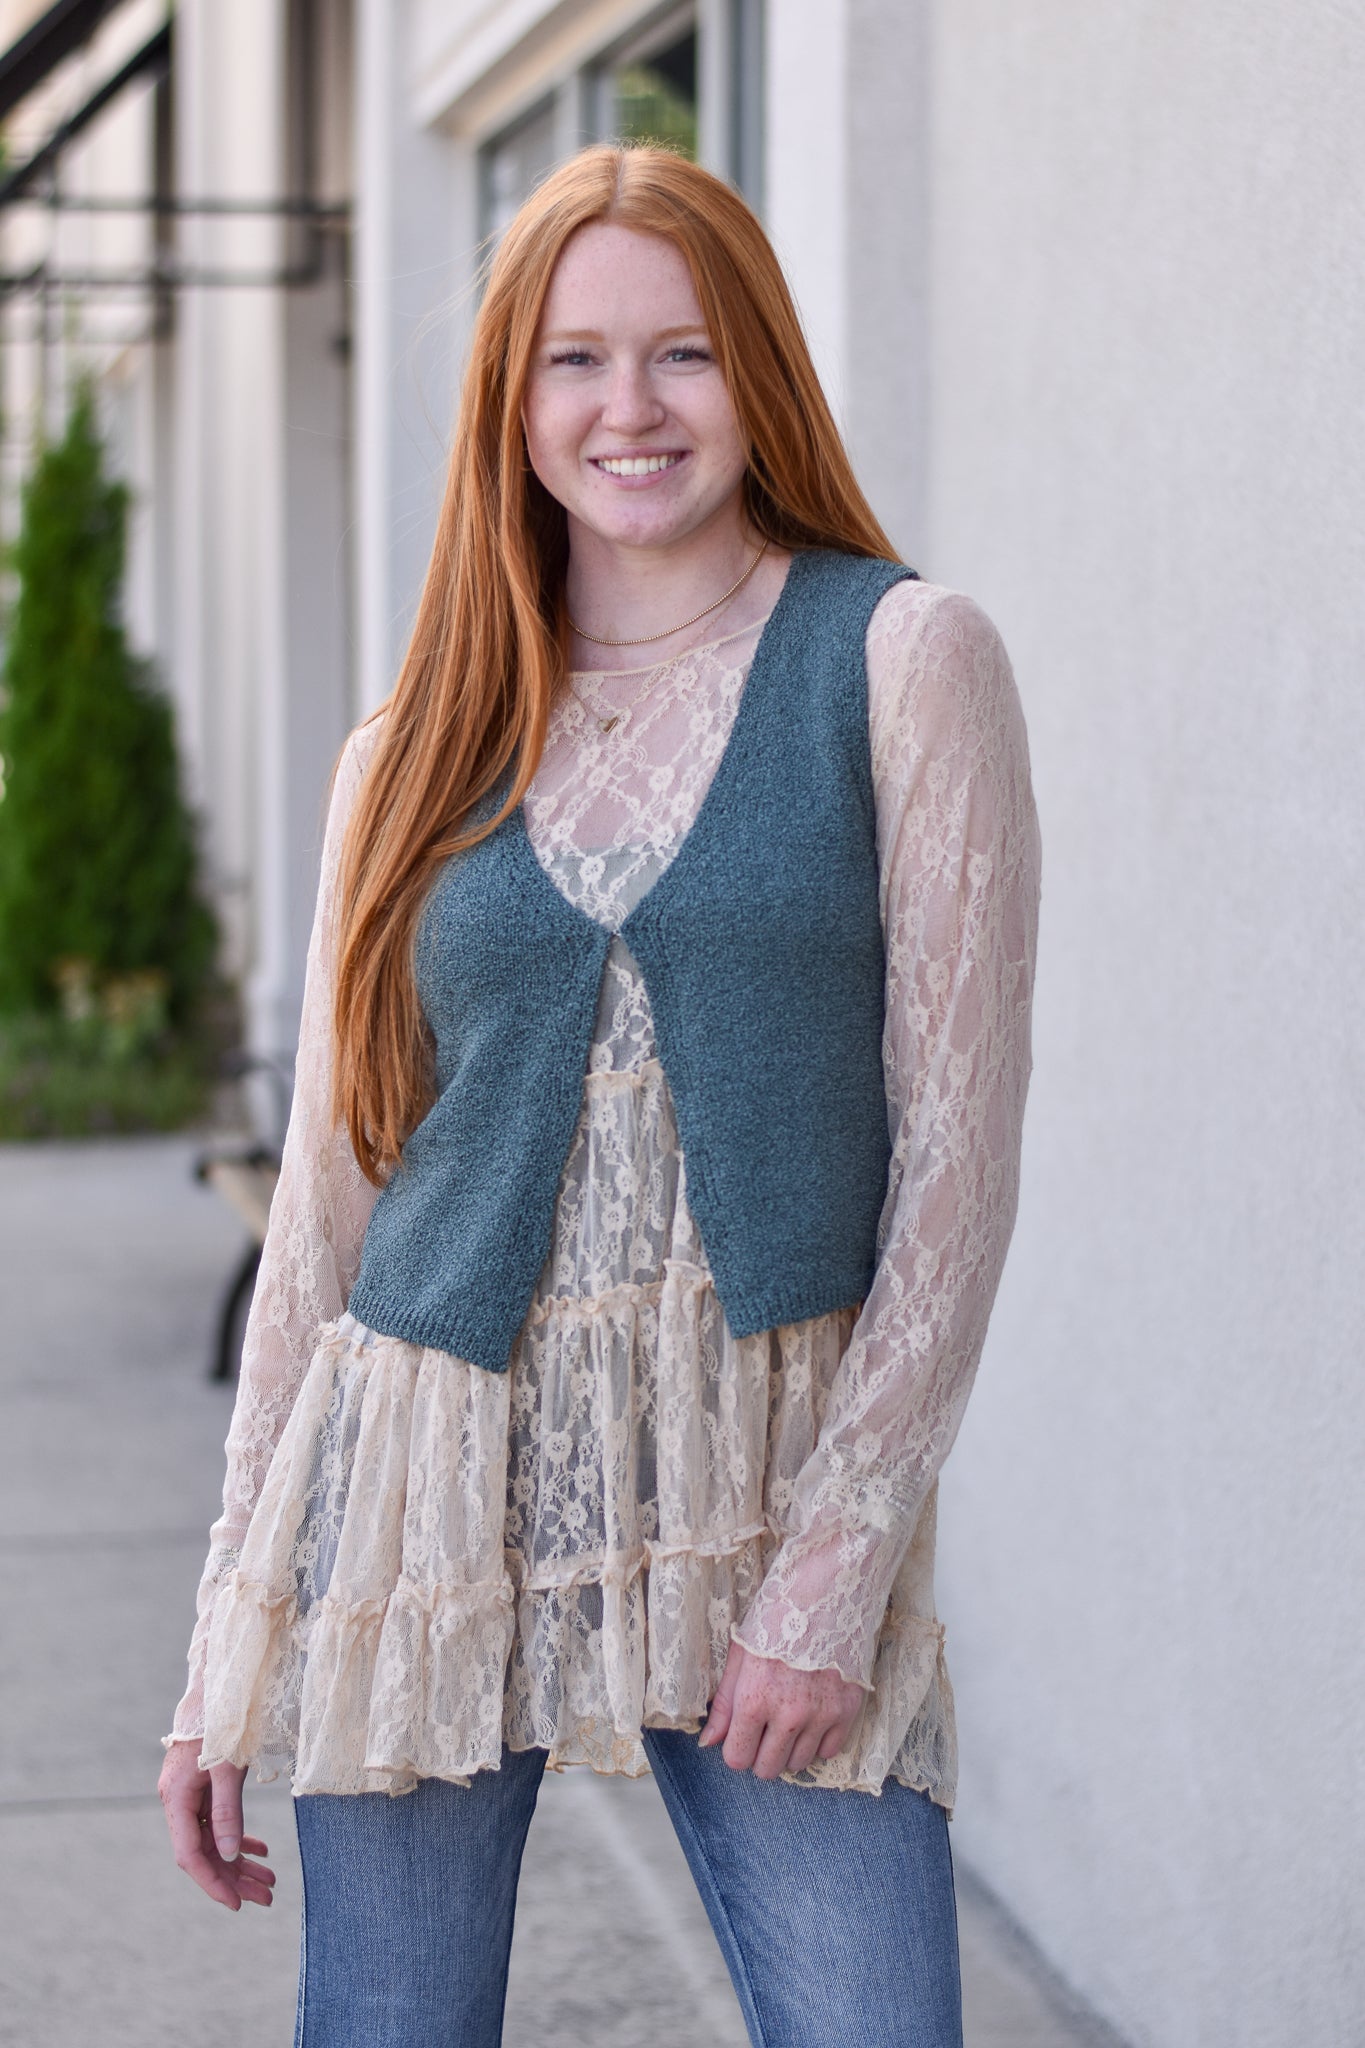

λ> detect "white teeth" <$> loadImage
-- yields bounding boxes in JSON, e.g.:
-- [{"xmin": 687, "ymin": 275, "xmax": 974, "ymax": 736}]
[{"xmin": 596, "ymin": 454, "xmax": 681, "ymax": 476}]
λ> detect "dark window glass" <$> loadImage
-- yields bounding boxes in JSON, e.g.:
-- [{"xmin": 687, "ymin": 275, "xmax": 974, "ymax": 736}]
[
  {"xmin": 479, "ymin": 97, "xmax": 558, "ymax": 243},
  {"xmin": 606, "ymin": 28, "xmax": 697, "ymax": 158}
]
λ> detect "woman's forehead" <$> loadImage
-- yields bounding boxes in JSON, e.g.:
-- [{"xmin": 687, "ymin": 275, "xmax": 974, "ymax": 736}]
[{"xmin": 539, "ymin": 223, "xmax": 703, "ymax": 325}]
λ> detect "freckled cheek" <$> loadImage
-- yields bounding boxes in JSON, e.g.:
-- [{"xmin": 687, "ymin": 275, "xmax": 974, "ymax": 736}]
[
  {"xmin": 680, "ymin": 393, "xmax": 746, "ymax": 476},
  {"xmin": 523, "ymin": 401, "xmax": 592, "ymax": 487}
]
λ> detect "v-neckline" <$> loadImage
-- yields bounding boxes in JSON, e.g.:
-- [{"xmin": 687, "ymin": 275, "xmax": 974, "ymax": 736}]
[{"xmin": 511, "ymin": 548, "xmax": 809, "ymax": 937}]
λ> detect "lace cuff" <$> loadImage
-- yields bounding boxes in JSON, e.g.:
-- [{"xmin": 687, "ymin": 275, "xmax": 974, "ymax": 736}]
[
  {"xmin": 164, "ymin": 1542, "xmax": 242, "ymax": 1747},
  {"xmin": 729, "ymin": 1476, "xmax": 906, "ymax": 1689},
  {"xmin": 730, "ymin": 1593, "xmax": 880, "ymax": 1692}
]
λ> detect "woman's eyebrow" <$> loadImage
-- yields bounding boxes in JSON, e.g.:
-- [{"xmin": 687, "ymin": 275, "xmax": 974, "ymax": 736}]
[{"xmin": 539, "ymin": 323, "xmax": 710, "ymax": 343}]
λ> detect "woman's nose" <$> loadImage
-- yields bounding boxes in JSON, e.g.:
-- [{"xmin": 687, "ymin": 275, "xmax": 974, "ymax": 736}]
[{"xmin": 599, "ymin": 363, "xmax": 666, "ymax": 435}]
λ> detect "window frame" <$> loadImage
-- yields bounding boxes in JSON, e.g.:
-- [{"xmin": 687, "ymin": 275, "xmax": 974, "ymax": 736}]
[{"xmin": 474, "ymin": 0, "xmax": 764, "ymax": 250}]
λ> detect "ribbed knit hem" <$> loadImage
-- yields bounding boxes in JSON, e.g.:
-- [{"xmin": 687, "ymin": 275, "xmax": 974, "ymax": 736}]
[
  {"xmin": 344, "ymin": 1264, "xmax": 874, "ymax": 1374},
  {"xmin": 712, "ymin": 1267, "xmax": 874, "ymax": 1343},
  {"xmin": 341, "ymin": 1283, "xmax": 517, "ymax": 1374}
]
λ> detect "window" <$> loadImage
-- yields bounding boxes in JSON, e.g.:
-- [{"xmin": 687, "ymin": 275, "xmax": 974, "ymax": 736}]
[
  {"xmin": 728, "ymin": 0, "xmax": 764, "ymax": 210},
  {"xmin": 479, "ymin": 97, "xmax": 558, "ymax": 243},
  {"xmin": 592, "ymin": 11, "xmax": 698, "ymax": 159},
  {"xmin": 475, "ymin": 1, "xmax": 761, "ymax": 247}
]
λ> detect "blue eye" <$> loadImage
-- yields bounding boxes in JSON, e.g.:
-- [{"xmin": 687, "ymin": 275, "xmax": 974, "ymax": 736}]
[
  {"xmin": 549, "ymin": 349, "xmax": 594, "ymax": 367},
  {"xmin": 664, "ymin": 346, "xmax": 710, "ymax": 363}
]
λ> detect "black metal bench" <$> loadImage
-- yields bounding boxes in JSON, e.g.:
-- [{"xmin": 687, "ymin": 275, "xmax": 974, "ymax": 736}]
[
  {"xmin": 193, "ymin": 1145, "xmax": 280, "ymax": 1379},
  {"xmin": 193, "ymin": 1052, "xmax": 290, "ymax": 1380}
]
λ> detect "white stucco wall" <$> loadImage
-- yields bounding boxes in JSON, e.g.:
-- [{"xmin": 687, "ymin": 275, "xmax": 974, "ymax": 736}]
[
  {"xmin": 763, "ymin": 0, "xmax": 849, "ymax": 430},
  {"xmin": 347, "ymin": 21, "xmax": 1363, "ymax": 2036},
  {"xmin": 901, "ymin": 6, "xmax": 1365, "ymax": 2045}
]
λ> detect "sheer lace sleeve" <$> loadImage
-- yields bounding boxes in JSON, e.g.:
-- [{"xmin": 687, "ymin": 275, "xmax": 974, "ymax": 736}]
[
  {"xmin": 731, "ymin": 582, "xmax": 1042, "ymax": 1687},
  {"xmin": 167, "ymin": 719, "xmax": 385, "ymax": 1743}
]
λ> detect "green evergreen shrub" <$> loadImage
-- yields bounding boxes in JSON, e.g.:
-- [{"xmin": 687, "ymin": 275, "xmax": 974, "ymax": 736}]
[{"xmin": 0, "ymin": 383, "xmax": 221, "ymax": 1136}]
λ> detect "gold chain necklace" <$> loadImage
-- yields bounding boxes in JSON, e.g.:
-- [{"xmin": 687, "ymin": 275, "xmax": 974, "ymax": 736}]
[
  {"xmin": 567, "ymin": 659, "xmax": 675, "ymax": 736},
  {"xmin": 568, "ymin": 539, "xmax": 769, "ymax": 648}
]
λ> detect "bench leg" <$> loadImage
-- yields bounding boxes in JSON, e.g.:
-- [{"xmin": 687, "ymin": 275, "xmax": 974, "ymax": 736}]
[{"xmin": 211, "ymin": 1242, "xmax": 263, "ymax": 1382}]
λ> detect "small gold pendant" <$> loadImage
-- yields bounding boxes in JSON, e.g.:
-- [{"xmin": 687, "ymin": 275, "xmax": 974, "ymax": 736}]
[{"xmin": 600, "ymin": 714, "xmax": 621, "ymax": 734}]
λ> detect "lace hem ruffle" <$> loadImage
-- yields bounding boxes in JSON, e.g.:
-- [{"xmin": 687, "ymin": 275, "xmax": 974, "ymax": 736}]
[
  {"xmin": 193, "ymin": 1560, "xmax": 955, "ymax": 1802},
  {"xmin": 182, "ymin": 1310, "xmax": 959, "ymax": 1807}
]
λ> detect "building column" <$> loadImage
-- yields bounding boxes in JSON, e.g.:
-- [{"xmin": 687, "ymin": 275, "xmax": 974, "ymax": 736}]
[
  {"xmin": 763, "ymin": 0, "xmax": 931, "ymax": 563},
  {"xmin": 172, "ymin": 0, "xmax": 288, "ymax": 1036},
  {"xmin": 353, "ymin": 0, "xmax": 464, "ymax": 717},
  {"xmin": 174, "ymin": 0, "xmax": 353, "ymax": 1086}
]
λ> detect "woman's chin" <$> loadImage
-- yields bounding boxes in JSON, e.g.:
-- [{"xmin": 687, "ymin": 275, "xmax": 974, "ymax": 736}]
[{"xmin": 568, "ymin": 497, "xmax": 739, "ymax": 556}]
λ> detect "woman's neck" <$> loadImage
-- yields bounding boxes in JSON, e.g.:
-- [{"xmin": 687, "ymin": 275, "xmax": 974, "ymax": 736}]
[{"xmin": 564, "ymin": 517, "xmax": 791, "ymax": 675}]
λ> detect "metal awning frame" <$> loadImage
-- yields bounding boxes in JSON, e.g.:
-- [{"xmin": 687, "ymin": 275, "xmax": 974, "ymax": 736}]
[
  {"xmin": 0, "ymin": 8, "xmax": 352, "ymax": 304},
  {"xmin": 0, "ymin": 17, "xmax": 171, "ymax": 206},
  {"xmin": 0, "ymin": 196, "xmax": 352, "ymax": 301},
  {"xmin": 0, "ymin": 0, "xmax": 130, "ymax": 123}
]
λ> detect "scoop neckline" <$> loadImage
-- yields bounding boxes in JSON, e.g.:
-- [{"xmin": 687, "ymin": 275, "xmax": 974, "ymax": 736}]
[
  {"xmin": 519, "ymin": 549, "xmax": 815, "ymax": 936},
  {"xmin": 567, "ymin": 608, "xmax": 776, "ymax": 680}
]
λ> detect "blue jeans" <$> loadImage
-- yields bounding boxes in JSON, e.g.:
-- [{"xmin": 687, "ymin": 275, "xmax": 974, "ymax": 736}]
[{"xmin": 293, "ymin": 1731, "xmax": 963, "ymax": 2048}]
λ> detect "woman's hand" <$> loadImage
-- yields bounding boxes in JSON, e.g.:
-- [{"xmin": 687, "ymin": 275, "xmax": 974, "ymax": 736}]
[
  {"xmin": 698, "ymin": 1640, "xmax": 866, "ymax": 1779},
  {"xmin": 158, "ymin": 1740, "xmax": 276, "ymax": 1911}
]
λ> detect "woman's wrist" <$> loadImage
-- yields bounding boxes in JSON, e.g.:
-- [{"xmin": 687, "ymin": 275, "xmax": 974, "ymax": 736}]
[{"xmin": 729, "ymin": 1618, "xmax": 876, "ymax": 1694}]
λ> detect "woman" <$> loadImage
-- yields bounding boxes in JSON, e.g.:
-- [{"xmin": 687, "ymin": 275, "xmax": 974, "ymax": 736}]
[{"xmin": 160, "ymin": 144, "xmax": 1040, "ymax": 2048}]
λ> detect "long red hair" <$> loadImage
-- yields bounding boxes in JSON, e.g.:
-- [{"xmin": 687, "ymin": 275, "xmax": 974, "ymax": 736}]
[{"xmin": 333, "ymin": 144, "xmax": 899, "ymax": 1182}]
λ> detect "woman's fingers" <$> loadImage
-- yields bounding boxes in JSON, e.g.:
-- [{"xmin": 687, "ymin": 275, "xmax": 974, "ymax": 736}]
[
  {"xmin": 164, "ymin": 1790, "xmax": 242, "ymax": 1909},
  {"xmin": 698, "ymin": 1640, "xmax": 744, "ymax": 1748},
  {"xmin": 708, "ymin": 1642, "xmax": 865, "ymax": 1778},
  {"xmin": 208, "ymin": 1762, "xmax": 247, "ymax": 1862},
  {"xmin": 217, "ymin": 1846, "xmax": 275, "ymax": 1909},
  {"xmin": 718, "ymin": 1652, "xmax": 798, "ymax": 1773},
  {"xmin": 718, "ymin": 1695, "xmax": 762, "ymax": 1772},
  {"xmin": 158, "ymin": 1744, "xmax": 265, "ymax": 1909},
  {"xmin": 698, "ymin": 1695, "xmax": 732, "ymax": 1746},
  {"xmin": 784, "ymin": 1721, "xmax": 836, "ymax": 1777},
  {"xmin": 748, "ymin": 1711, "xmax": 804, "ymax": 1781}
]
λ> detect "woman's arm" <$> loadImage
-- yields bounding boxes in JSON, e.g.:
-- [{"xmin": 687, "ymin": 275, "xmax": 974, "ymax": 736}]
[
  {"xmin": 728, "ymin": 580, "xmax": 1042, "ymax": 1689},
  {"xmin": 165, "ymin": 718, "xmax": 385, "ymax": 1746}
]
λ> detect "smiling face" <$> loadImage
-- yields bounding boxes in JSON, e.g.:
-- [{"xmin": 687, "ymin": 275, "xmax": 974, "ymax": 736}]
[{"xmin": 522, "ymin": 222, "xmax": 751, "ymax": 557}]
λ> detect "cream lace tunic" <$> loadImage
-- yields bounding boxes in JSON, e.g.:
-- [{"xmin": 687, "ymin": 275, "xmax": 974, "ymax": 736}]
[{"xmin": 168, "ymin": 577, "xmax": 1041, "ymax": 1810}]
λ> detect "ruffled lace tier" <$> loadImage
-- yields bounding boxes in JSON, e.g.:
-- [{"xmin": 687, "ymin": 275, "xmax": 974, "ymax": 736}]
[{"xmin": 198, "ymin": 1300, "xmax": 958, "ymax": 1801}]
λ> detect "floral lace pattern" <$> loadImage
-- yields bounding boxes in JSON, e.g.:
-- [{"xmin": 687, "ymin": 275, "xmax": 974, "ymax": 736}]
[{"xmin": 169, "ymin": 577, "xmax": 1041, "ymax": 1811}]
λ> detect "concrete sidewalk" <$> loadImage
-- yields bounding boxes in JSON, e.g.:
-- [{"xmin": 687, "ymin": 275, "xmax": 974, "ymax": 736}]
[{"xmin": 0, "ymin": 1134, "xmax": 1114, "ymax": 2047}]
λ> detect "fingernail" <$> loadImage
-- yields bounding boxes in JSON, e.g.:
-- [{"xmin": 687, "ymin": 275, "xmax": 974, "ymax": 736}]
[{"xmin": 219, "ymin": 1836, "xmax": 240, "ymax": 1860}]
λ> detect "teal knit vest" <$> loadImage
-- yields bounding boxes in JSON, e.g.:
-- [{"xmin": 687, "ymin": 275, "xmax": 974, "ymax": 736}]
[{"xmin": 346, "ymin": 548, "xmax": 919, "ymax": 1373}]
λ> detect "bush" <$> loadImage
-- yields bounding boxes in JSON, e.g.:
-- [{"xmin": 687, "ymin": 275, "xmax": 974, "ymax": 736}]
[
  {"xmin": 0, "ymin": 383, "xmax": 217, "ymax": 1019},
  {"xmin": 0, "ymin": 993, "xmax": 213, "ymax": 1140},
  {"xmin": 0, "ymin": 384, "xmax": 221, "ymax": 1135}
]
